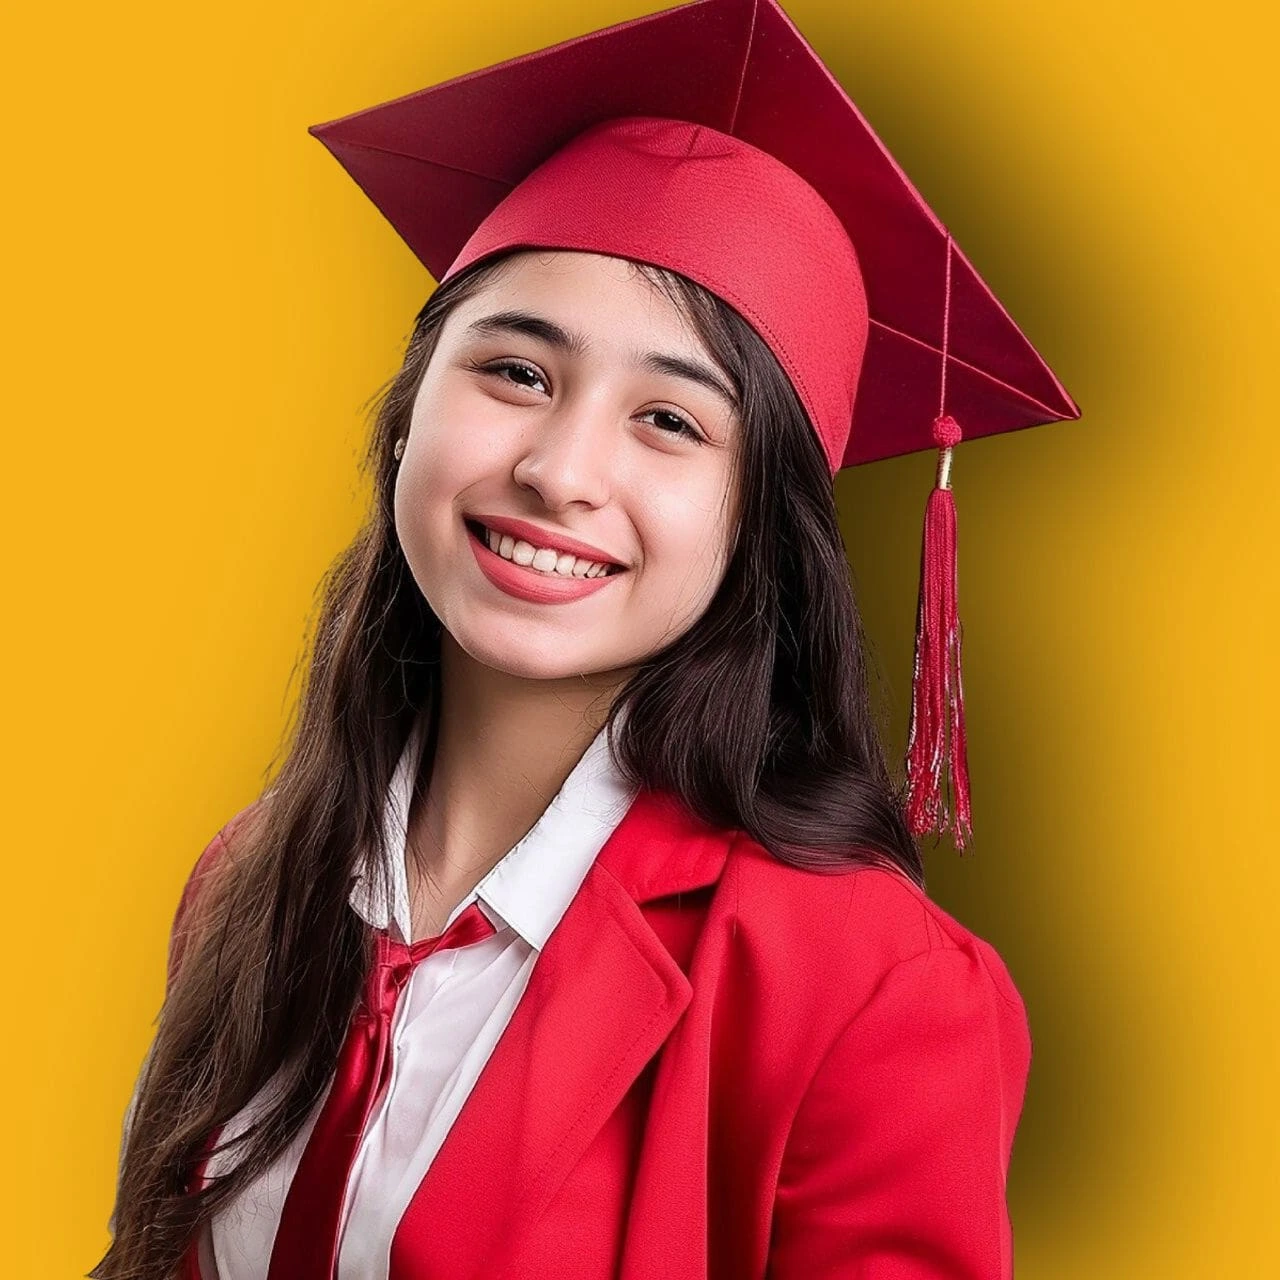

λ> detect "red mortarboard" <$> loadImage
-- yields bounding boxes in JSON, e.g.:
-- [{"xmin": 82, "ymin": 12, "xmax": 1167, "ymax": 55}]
[{"xmin": 308, "ymin": 0, "xmax": 1080, "ymax": 851}]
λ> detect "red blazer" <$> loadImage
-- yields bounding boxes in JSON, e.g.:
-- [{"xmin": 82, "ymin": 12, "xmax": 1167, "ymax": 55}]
[{"xmin": 173, "ymin": 785, "xmax": 1031, "ymax": 1279}]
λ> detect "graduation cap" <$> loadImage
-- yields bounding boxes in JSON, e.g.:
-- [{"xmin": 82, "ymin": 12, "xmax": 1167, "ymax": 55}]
[{"xmin": 307, "ymin": 0, "xmax": 1080, "ymax": 851}]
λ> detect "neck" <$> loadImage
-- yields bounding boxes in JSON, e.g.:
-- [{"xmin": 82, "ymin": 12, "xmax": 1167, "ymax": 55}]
[{"xmin": 409, "ymin": 632, "xmax": 635, "ymax": 887}]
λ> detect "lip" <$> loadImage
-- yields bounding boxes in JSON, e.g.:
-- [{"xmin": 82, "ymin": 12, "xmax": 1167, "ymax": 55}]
[
  {"xmin": 466, "ymin": 521, "xmax": 624, "ymax": 605},
  {"xmin": 466, "ymin": 512, "xmax": 627, "ymax": 569}
]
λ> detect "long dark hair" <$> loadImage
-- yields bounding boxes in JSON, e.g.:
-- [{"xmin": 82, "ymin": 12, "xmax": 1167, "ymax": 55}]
[{"xmin": 92, "ymin": 249, "xmax": 922, "ymax": 1279}]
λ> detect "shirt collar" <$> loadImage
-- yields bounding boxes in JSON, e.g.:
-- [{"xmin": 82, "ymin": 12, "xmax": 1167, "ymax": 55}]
[{"xmin": 349, "ymin": 708, "xmax": 638, "ymax": 950}]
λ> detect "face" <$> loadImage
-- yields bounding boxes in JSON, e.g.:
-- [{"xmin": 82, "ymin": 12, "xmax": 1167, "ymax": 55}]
[{"xmin": 394, "ymin": 250, "xmax": 742, "ymax": 682}]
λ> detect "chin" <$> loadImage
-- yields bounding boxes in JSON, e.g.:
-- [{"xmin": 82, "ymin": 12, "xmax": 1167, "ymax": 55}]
[{"xmin": 448, "ymin": 625, "xmax": 614, "ymax": 682}]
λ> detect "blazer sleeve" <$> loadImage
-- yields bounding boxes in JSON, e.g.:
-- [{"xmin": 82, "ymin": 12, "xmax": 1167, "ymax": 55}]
[
  {"xmin": 169, "ymin": 826, "xmax": 236, "ymax": 1280},
  {"xmin": 108, "ymin": 823, "xmax": 234, "ymax": 1243},
  {"xmin": 767, "ymin": 944, "xmax": 1032, "ymax": 1279}
]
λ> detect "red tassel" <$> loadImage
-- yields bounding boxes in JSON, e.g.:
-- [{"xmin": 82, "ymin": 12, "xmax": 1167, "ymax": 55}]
[{"xmin": 905, "ymin": 413, "xmax": 973, "ymax": 850}]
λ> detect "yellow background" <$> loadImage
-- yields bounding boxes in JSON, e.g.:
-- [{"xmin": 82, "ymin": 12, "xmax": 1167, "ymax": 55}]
[{"xmin": 3, "ymin": 1, "xmax": 1274, "ymax": 1275}]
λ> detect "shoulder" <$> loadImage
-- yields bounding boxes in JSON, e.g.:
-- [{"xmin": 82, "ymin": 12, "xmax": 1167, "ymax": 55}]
[
  {"xmin": 174, "ymin": 799, "xmax": 265, "ymax": 916},
  {"xmin": 718, "ymin": 829, "xmax": 1030, "ymax": 1070},
  {"xmin": 722, "ymin": 827, "xmax": 1018, "ymax": 971},
  {"xmin": 166, "ymin": 797, "xmax": 269, "ymax": 986}
]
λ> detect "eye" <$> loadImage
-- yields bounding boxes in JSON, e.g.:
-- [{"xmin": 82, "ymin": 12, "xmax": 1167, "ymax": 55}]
[
  {"xmin": 638, "ymin": 408, "xmax": 703, "ymax": 442},
  {"xmin": 477, "ymin": 358, "xmax": 547, "ymax": 393}
]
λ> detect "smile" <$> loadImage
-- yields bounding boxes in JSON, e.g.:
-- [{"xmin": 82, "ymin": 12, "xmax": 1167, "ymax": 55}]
[
  {"xmin": 465, "ymin": 519, "xmax": 623, "ymax": 579},
  {"xmin": 464, "ymin": 519, "xmax": 628, "ymax": 605}
]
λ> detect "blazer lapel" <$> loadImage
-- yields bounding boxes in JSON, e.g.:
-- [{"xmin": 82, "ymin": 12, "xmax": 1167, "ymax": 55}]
[{"xmin": 391, "ymin": 785, "xmax": 730, "ymax": 1278}]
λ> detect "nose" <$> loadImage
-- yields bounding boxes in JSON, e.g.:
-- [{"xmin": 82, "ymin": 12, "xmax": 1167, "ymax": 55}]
[{"xmin": 510, "ymin": 397, "xmax": 613, "ymax": 511}]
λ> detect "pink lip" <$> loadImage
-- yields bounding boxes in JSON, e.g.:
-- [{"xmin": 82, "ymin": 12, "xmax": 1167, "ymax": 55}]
[
  {"xmin": 466, "ymin": 521, "xmax": 624, "ymax": 605},
  {"xmin": 466, "ymin": 512, "xmax": 626, "ymax": 568}
]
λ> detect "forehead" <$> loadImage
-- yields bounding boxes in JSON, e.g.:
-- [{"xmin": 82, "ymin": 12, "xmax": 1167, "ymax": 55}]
[{"xmin": 445, "ymin": 250, "xmax": 705, "ymax": 355}]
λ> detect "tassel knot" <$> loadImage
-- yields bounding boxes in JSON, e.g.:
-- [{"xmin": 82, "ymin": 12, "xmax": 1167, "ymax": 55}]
[{"xmin": 932, "ymin": 413, "xmax": 962, "ymax": 449}]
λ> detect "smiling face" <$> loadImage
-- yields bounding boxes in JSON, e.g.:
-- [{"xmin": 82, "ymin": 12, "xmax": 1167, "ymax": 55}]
[{"xmin": 394, "ymin": 250, "xmax": 743, "ymax": 682}]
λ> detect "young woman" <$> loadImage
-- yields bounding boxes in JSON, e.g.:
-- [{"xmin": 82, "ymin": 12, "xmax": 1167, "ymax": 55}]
[{"xmin": 96, "ymin": 2, "xmax": 1076, "ymax": 1277}]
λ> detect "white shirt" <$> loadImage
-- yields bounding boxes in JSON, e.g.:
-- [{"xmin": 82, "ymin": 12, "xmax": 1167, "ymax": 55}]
[{"xmin": 194, "ymin": 714, "xmax": 638, "ymax": 1280}]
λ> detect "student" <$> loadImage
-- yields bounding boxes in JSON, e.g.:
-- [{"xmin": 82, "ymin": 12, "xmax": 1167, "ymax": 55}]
[{"xmin": 94, "ymin": 1, "xmax": 1078, "ymax": 1277}]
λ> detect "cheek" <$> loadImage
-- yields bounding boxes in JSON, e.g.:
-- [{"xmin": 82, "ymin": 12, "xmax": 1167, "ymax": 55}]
[
  {"xmin": 410, "ymin": 382, "xmax": 529, "ymax": 495},
  {"xmin": 643, "ymin": 491, "xmax": 733, "ymax": 600},
  {"xmin": 398, "ymin": 394, "xmax": 497, "ymax": 517},
  {"xmin": 394, "ymin": 447, "xmax": 448, "ymax": 538},
  {"xmin": 392, "ymin": 445, "xmax": 467, "ymax": 583}
]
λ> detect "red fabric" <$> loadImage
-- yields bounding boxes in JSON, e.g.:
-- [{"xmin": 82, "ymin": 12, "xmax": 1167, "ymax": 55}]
[
  {"xmin": 174, "ymin": 787, "xmax": 1031, "ymax": 1278},
  {"xmin": 267, "ymin": 905, "xmax": 497, "ymax": 1280}
]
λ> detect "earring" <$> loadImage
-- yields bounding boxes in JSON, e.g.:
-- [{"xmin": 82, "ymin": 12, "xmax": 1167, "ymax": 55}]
[{"xmin": 393, "ymin": 436, "xmax": 406, "ymax": 461}]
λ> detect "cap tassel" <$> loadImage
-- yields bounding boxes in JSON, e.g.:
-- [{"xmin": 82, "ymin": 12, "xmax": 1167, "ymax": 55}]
[{"xmin": 904, "ymin": 412, "xmax": 973, "ymax": 850}]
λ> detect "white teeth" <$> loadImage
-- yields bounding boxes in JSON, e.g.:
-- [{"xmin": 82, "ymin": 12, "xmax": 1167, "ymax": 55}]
[{"xmin": 481, "ymin": 525, "xmax": 617, "ymax": 579}]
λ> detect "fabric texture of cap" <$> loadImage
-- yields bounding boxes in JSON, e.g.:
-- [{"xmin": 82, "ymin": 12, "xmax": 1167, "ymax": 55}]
[{"xmin": 306, "ymin": 0, "xmax": 1082, "ymax": 851}]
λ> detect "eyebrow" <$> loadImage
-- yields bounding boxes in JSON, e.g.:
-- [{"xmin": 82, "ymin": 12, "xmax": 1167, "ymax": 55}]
[{"xmin": 463, "ymin": 309, "xmax": 740, "ymax": 412}]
